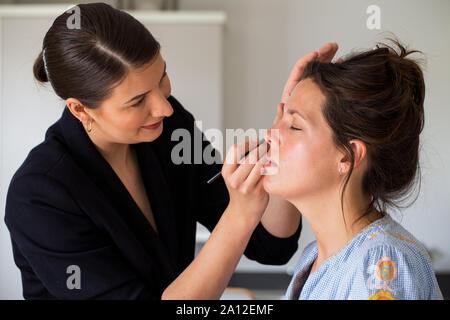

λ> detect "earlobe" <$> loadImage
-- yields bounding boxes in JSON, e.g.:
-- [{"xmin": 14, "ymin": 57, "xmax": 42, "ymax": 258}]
[
  {"xmin": 337, "ymin": 147, "xmax": 351, "ymax": 176},
  {"xmin": 338, "ymin": 162, "xmax": 351, "ymax": 177}
]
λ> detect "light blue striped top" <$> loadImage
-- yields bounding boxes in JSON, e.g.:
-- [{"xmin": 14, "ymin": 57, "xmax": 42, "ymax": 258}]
[{"xmin": 285, "ymin": 214, "xmax": 443, "ymax": 300}]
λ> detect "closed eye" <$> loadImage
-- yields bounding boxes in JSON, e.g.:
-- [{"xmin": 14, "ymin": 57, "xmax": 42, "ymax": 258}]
[
  {"xmin": 132, "ymin": 96, "xmax": 145, "ymax": 107},
  {"xmin": 290, "ymin": 126, "xmax": 302, "ymax": 131}
]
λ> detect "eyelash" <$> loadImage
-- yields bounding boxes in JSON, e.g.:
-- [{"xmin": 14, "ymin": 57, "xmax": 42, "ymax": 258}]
[
  {"xmin": 132, "ymin": 96, "xmax": 145, "ymax": 107},
  {"xmin": 290, "ymin": 126, "xmax": 301, "ymax": 131},
  {"xmin": 131, "ymin": 72, "xmax": 168, "ymax": 107}
]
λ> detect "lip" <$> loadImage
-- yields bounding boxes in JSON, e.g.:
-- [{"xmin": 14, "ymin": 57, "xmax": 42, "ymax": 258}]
[
  {"xmin": 263, "ymin": 159, "xmax": 278, "ymax": 168},
  {"xmin": 141, "ymin": 120, "xmax": 162, "ymax": 130}
]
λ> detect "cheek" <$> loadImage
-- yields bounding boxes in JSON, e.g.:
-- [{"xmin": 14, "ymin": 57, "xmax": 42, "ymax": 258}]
[
  {"xmin": 100, "ymin": 110, "xmax": 144, "ymax": 136},
  {"xmin": 280, "ymin": 142, "xmax": 313, "ymax": 186},
  {"xmin": 263, "ymin": 140, "xmax": 307, "ymax": 196},
  {"xmin": 122, "ymin": 109, "xmax": 150, "ymax": 129},
  {"xmin": 264, "ymin": 136, "xmax": 337, "ymax": 197}
]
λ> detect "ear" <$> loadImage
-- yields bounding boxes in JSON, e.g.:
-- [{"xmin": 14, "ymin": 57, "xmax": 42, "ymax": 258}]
[
  {"xmin": 338, "ymin": 139, "xmax": 367, "ymax": 175},
  {"xmin": 66, "ymin": 98, "xmax": 94, "ymax": 123}
]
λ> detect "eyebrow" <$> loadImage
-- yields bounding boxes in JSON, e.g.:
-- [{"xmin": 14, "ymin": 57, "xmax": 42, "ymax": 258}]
[
  {"xmin": 286, "ymin": 108, "xmax": 308, "ymax": 122},
  {"xmin": 123, "ymin": 61, "xmax": 167, "ymax": 105}
]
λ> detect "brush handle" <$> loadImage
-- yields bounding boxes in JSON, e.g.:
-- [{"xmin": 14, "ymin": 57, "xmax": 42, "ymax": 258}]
[{"xmin": 206, "ymin": 138, "xmax": 266, "ymax": 184}]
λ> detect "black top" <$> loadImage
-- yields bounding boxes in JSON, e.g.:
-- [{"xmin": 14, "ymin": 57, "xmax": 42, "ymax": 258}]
[{"xmin": 4, "ymin": 96, "xmax": 301, "ymax": 300}]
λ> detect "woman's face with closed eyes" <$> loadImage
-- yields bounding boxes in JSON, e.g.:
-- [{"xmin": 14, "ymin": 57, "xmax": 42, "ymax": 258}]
[
  {"xmin": 79, "ymin": 52, "xmax": 174, "ymax": 144},
  {"xmin": 263, "ymin": 78, "xmax": 343, "ymax": 201}
]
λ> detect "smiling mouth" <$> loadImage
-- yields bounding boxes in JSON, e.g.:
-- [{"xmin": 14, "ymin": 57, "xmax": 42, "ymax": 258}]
[{"xmin": 141, "ymin": 120, "xmax": 162, "ymax": 130}]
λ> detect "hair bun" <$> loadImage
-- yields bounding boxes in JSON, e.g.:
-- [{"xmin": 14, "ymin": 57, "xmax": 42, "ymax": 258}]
[
  {"xmin": 383, "ymin": 40, "xmax": 425, "ymax": 110},
  {"xmin": 33, "ymin": 50, "xmax": 49, "ymax": 83}
]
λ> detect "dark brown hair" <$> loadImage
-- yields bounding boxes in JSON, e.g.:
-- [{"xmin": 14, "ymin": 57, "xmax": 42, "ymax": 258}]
[
  {"xmin": 33, "ymin": 2, "xmax": 160, "ymax": 109},
  {"xmin": 301, "ymin": 39, "xmax": 425, "ymax": 226}
]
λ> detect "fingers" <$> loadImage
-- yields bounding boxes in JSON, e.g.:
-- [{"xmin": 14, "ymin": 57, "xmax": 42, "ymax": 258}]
[
  {"xmin": 240, "ymin": 155, "xmax": 267, "ymax": 192},
  {"xmin": 233, "ymin": 153, "xmax": 267, "ymax": 193},
  {"xmin": 317, "ymin": 42, "xmax": 339, "ymax": 62},
  {"xmin": 281, "ymin": 51, "xmax": 318, "ymax": 104},
  {"xmin": 222, "ymin": 139, "xmax": 268, "ymax": 189},
  {"xmin": 235, "ymin": 141, "xmax": 267, "ymax": 172},
  {"xmin": 223, "ymin": 139, "xmax": 252, "ymax": 169},
  {"xmin": 281, "ymin": 42, "xmax": 340, "ymax": 103}
]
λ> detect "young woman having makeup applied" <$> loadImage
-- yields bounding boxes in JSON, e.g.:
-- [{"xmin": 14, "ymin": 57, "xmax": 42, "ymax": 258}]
[{"xmin": 264, "ymin": 39, "xmax": 443, "ymax": 300}]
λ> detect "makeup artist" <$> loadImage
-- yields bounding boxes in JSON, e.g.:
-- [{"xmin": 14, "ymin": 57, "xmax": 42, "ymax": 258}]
[{"xmin": 4, "ymin": 3, "xmax": 337, "ymax": 299}]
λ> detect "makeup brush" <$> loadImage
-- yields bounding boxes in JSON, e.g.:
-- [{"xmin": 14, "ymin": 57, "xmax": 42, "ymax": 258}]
[{"xmin": 207, "ymin": 138, "xmax": 266, "ymax": 184}]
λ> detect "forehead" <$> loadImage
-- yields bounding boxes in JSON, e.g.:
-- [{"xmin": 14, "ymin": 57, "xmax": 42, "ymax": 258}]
[
  {"xmin": 112, "ymin": 53, "xmax": 164, "ymax": 98},
  {"xmin": 288, "ymin": 78, "xmax": 326, "ymax": 126}
]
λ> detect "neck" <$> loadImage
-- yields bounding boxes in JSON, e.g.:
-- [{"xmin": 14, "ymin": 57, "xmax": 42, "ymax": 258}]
[
  {"xmin": 290, "ymin": 184, "xmax": 382, "ymax": 269},
  {"xmin": 85, "ymin": 127, "xmax": 133, "ymax": 168}
]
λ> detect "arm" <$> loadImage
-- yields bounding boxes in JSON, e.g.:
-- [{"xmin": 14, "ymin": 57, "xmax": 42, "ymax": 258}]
[
  {"xmin": 162, "ymin": 204, "xmax": 259, "ymax": 299},
  {"xmin": 163, "ymin": 140, "xmax": 269, "ymax": 299},
  {"xmin": 360, "ymin": 244, "xmax": 443, "ymax": 300}
]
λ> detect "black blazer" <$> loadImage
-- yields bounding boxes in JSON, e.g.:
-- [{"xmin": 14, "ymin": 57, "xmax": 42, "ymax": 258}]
[{"xmin": 4, "ymin": 96, "xmax": 301, "ymax": 300}]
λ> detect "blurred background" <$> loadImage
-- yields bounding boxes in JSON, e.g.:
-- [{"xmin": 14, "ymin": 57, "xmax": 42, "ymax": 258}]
[{"xmin": 0, "ymin": 0, "xmax": 449, "ymax": 300}]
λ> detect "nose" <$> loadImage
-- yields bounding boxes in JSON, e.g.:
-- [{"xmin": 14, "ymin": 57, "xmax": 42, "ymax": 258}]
[
  {"xmin": 265, "ymin": 122, "xmax": 281, "ymax": 146},
  {"xmin": 149, "ymin": 91, "xmax": 174, "ymax": 118}
]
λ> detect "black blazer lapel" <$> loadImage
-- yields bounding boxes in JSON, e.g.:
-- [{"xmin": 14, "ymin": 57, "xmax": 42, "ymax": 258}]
[
  {"xmin": 54, "ymin": 107, "xmax": 178, "ymax": 283},
  {"xmin": 135, "ymin": 139, "xmax": 180, "ymax": 270}
]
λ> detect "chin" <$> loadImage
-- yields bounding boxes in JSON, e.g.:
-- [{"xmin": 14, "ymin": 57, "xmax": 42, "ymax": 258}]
[
  {"xmin": 262, "ymin": 174, "xmax": 282, "ymax": 196},
  {"xmin": 263, "ymin": 173, "xmax": 301, "ymax": 201}
]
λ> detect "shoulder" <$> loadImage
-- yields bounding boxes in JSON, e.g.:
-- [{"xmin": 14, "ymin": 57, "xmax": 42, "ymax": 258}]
[
  {"xmin": 303, "ymin": 240, "xmax": 318, "ymax": 257},
  {"xmin": 11, "ymin": 134, "xmax": 69, "ymax": 182},
  {"xmin": 165, "ymin": 95, "xmax": 196, "ymax": 130},
  {"xmin": 5, "ymin": 170, "xmax": 81, "ymax": 236},
  {"xmin": 352, "ymin": 220, "xmax": 442, "ymax": 299},
  {"xmin": 5, "ymin": 137, "xmax": 80, "ymax": 228},
  {"xmin": 6, "ymin": 144, "xmax": 75, "ymax": 228},
  {"xmin": 293, "ymin": 241, "xmax": 317, "ymax": 273},
  {"xmin": 168, "ymin": 95, "xmax": 193, "ymax": 118},
  {"xmin": 6, "ymin": 138, "xmax": 75, "ymax": 205}
]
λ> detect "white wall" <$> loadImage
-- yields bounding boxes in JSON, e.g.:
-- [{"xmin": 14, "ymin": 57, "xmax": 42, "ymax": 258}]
[{"xmin": 180, "ymin": 0, "xmax": 450, "ymax": 272}]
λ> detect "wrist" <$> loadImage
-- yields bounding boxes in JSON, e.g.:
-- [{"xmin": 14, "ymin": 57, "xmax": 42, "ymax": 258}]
[{"xmin": 224, "ymin": 202, "xmax": 261, "ymax": 231}]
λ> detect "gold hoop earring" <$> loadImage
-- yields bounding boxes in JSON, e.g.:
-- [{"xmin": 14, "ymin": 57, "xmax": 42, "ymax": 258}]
[{"xmin": 86, "ymin": 120, "xmax": 92, "ymax": 133}]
